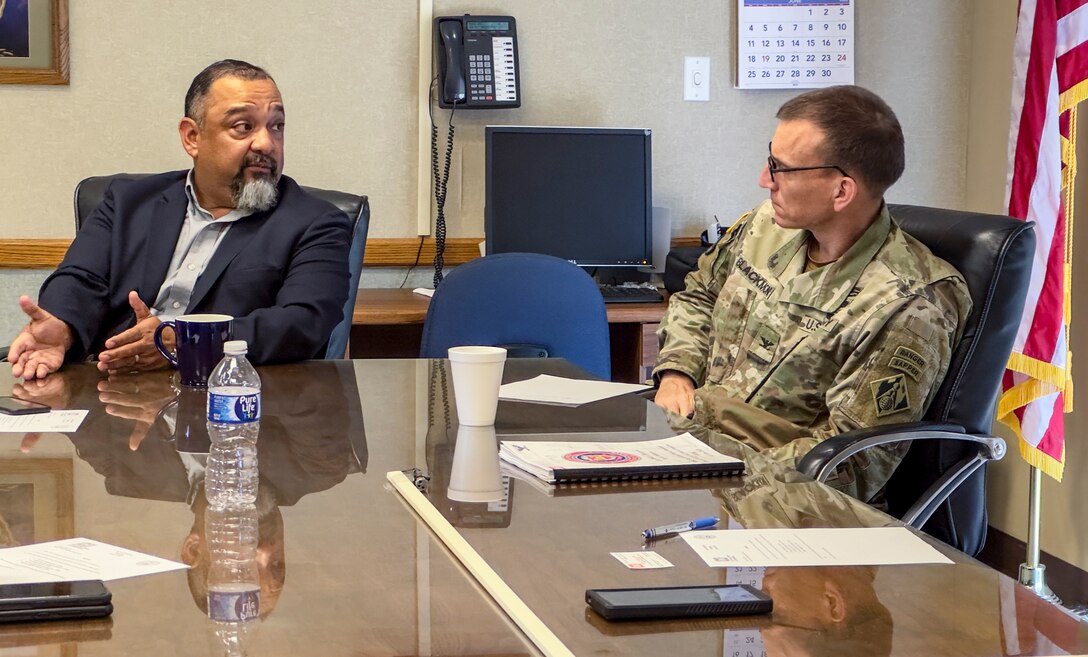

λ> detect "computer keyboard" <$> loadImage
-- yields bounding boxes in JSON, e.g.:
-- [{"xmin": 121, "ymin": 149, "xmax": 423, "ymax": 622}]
[{"xmin": 597, "ymin": 284, "xmax": 664, "ymax": 304}]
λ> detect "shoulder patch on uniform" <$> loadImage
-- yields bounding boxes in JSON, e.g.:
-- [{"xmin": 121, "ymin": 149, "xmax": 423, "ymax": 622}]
[
  {"xmin": 892, "ymin": 346, "xmax": 926, "ymax": 374},
  {"xmin": 870, "ymin": 374, "xmax": 911, "ymax": 417},
  {"xmin": 888, "ymin": 356, "xmax": 922, "ymax": 381}
]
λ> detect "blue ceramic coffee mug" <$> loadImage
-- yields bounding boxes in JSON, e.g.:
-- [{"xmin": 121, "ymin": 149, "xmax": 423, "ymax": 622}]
[{"xmin": 153, "ymin": 314, "xmax": 233, "ymax": 387}]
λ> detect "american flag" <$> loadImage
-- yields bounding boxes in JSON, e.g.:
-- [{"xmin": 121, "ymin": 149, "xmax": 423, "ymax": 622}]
[{"xmin": 1000, "ymin": 0, "xmax": 1088, "ymax": 480}]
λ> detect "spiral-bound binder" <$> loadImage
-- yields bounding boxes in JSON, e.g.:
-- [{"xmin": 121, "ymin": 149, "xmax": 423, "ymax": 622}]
[{"xmin": 499, "ymin": 433, "xmax": 744, "ymax": 485}]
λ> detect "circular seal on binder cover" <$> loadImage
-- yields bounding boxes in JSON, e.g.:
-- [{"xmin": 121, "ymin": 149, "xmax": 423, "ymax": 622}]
[{"xmin": 563, "ymin": 451, "xmax": 640, "ymax": 464}]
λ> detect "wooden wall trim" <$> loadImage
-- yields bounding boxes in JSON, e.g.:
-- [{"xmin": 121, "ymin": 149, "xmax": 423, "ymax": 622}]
[
  {"xmin": 363, "ymin": 237, "xmax": 483, "ymax": 266},
  {"xmin": 0, "ymin": 236, "xmax": 706, "ymax": 269},
  {"xmin": 0, "ymin": 240, "xmax": 72, "ymax": 269}
]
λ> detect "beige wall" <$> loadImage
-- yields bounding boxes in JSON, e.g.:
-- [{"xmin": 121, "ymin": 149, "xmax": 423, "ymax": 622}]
[
  {"xmin": 0, "ymin": 1, "xmax": 419, "ymax": 239},
  {"xmin": 966, "ymin": 0, "xmax": 1018, "ymax": 215},
  {"xmin": 1, "ymin": 0, "xmax": 972, "ymax": 242}
]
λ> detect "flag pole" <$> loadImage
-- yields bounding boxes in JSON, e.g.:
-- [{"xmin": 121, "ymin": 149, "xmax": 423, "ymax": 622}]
[{"xmin": 1018, "ymin": 465, "xmax": 1061, "ymax": 603}]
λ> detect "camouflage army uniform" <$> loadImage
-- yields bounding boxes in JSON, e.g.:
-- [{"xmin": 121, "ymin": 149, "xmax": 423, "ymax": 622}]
[{"xmin": 654, "ymin": 200, "xmax": 972, "ymax": 502}]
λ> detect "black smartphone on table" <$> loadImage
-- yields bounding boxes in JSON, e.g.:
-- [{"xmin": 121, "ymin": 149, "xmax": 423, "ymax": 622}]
[
  {"xmin": 0, "ymin": 581, "xmax": 112, "ymax": 623},
  {"xmin": 0, "ymin": 397, "xmax": 50, "ymax": 415},
  {"xmin": 586, "ymin": 584, "xmax": 772, "ymax": 621},
  {"xmin": 0, "ymin": 605, "xmax": 113, "ymax": 623}
]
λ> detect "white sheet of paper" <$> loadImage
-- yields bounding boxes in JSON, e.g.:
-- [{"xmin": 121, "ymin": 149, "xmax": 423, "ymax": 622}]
[
  {"xmin": 611, "ymin": 551, "xmax": 674, "ymax": 569},
  {"xmin": 0, "ymin": 538, "xmax": 188, "ymax": 585},
  {"xmin": 498, "ymin": 374, "xmax": 650, "ymax": 406},
  {"xmin": 681, "ymin": 527, "xmax": 953, "ymax": 567},
  {"xmin": 0, "ymin": 410, "xmax": 88, "ymax": 433}
]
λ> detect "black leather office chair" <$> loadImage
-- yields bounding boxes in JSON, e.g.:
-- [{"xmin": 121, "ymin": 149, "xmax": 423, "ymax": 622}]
[
  {"xmin": 796, "ymin": 205, "xmax": 1036, "ymax": 556},
  {"xmin": 72, "ymin": 173, "xmax": 369, "ymax": 359}
]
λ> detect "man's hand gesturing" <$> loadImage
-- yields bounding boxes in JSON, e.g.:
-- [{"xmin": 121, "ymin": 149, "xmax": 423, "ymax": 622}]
[{"xmin": 8, "ymin": 296, "xmax": 73, "ymax": 380}]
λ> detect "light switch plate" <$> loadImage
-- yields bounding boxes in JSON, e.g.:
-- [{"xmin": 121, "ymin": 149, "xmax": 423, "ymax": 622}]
[{"xmin": 684, "ymin": 56, "xmax": 710, "ymax": 102}]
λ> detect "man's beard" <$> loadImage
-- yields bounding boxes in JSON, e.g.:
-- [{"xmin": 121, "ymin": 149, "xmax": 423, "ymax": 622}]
[{"xmin": 231, "ymin": 154, "xmax": 280, "ymax": 212}]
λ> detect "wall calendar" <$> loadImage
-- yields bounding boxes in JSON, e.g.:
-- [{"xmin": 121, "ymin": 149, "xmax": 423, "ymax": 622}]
[{"xmin": 735, "ymin": 0, "xmax": 854, "ymax": 90}]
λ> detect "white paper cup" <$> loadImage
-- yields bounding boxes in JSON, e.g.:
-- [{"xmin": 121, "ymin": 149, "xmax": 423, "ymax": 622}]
[
  {"xmin": 447, "ymin": 424, "xmax": 503, "ymax": 503},
  {"xmin": 448, "ymin": 346, "xmax": 507, "ymax": 426}
]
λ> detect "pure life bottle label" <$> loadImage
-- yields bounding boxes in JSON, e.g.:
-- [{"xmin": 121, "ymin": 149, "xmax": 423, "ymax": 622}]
[
  {"xmin": 209, "ymin": 391, "xmax": 261, "ymax": 423},
  {"xmin": 208, "ymin": 588, "xmax": 260, "ymax": 622}
]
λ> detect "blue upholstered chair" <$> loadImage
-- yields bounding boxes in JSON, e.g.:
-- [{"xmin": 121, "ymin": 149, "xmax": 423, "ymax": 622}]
[
  {"xmin": 419, "ymin": 252, "xmax": 612, "ymax": 380},
  {"xmin": 71, "ymin": 174, "xmax": 369, "ymax": 360}
]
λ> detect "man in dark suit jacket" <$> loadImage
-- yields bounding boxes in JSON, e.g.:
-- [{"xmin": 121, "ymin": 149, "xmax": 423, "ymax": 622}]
[{"xmin": 7, "ymin": 59, "xmax": 350, "ymax": 379}]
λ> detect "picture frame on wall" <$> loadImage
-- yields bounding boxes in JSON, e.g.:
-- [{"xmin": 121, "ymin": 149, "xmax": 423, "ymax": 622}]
[{"xmin": 0, "ymin": 0, "xmax": 68, "ymax": 85}]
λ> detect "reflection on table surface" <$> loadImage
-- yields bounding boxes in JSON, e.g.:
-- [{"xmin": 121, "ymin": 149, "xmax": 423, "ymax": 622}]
[
  {"xmin": 0, "ymin": 358, "xmax": 1083, "ymax": 657},
  {"xmin": 0, "ymin": 360, "xmax": 539, "ymax": 657},
  {"xmin": 418, "ymin": 359, "xmax": 1088, "ymax": 657}
]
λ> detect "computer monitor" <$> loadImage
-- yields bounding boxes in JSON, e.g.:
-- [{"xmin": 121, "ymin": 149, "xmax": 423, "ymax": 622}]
[{"xmin": 485, "ymin": 126, "xmax": 653, "ymax": 268}]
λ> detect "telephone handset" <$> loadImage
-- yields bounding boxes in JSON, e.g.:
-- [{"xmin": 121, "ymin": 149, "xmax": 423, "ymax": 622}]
[{"xmin": 435, "ymin": 15, "xmax": 521, "ymax": 109}]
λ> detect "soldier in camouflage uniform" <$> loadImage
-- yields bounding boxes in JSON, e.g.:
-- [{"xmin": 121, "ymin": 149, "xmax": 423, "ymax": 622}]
[{"xmin": 653, "ymin": 86, "xmax": 972, "ymax": 503}]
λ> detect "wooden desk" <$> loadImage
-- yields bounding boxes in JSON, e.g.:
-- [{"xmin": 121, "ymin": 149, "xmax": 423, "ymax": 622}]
[{"xmin": 350, "ymin": 288, "xmax": 667, "ymax": 383}]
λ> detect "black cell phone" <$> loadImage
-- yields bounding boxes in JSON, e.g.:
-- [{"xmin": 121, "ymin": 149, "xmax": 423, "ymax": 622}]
[
  {"xmin": 0, "ymin": 581, "xmax": 111, "ymax": 612},
  {"xmin": 0, "ymin": 397, "xmax": 50, "ymax": 415},
  {"xmin": 586, "ymin": 584, "xmax": 773, "ymax": 621},
  {"xmin": 0, "ymin": 604, "xmax": 113, "ymax": 624}
]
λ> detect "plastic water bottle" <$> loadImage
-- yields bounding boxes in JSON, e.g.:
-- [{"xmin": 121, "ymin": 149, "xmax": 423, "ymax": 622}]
[
  {"xmin": 205, "ymin": 503, "xmax": 260, "ymax": 655},
  {"xmin": 206, "ymin": 340, "xmax": 260, "ymax": 508}
]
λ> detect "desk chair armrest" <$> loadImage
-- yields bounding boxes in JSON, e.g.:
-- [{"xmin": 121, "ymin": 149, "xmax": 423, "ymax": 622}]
[
  {"xmin": 796, "ymin": 422, "xmax": 1006, "ymax": 529},
  {"xmin": 0, "ymin": 346, "xmax": 7, "ymax": 361}
]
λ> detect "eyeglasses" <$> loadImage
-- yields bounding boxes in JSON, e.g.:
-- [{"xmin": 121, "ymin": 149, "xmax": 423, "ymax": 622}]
[{"xmin": 766, "ymin": 142, "xmax": 850, "ymax": 182}]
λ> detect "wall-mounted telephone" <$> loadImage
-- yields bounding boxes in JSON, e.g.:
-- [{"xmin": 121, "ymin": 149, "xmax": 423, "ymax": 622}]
[{"xmin": 435, "ymin": 15, "xmax": 521, "ymax": 109}]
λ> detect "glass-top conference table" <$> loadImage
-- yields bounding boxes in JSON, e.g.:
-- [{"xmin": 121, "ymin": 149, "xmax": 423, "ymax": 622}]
[{"xmin": 0, "ymin": 358, "xmax": 1085, "ymax": 656}]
